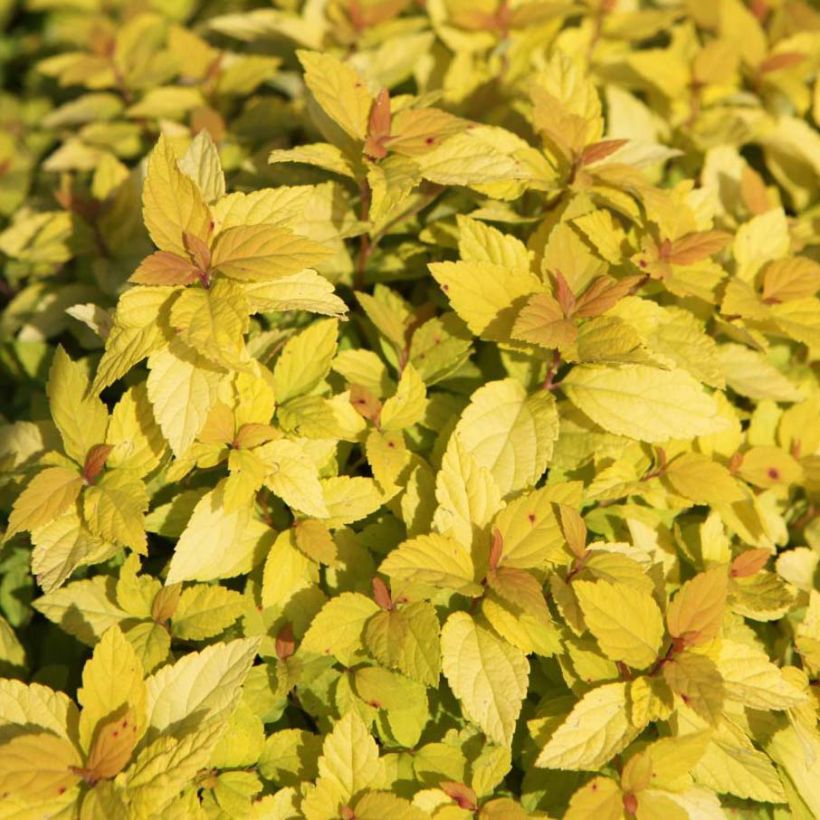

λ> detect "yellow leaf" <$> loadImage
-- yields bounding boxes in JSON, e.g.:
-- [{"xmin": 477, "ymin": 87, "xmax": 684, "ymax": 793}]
[
  {"xmin": 320, "ymin": 476, "xmax": 383, "ymax": 527},
  {"xmin": 492, "ymin": 483, "xmax": 582, "ymax": 570},
  {"xmin": 77, "ymin": 626, "xmax": 146, "ymax": 753},
  {"xmin": 717, "ymin": 640, "xmax": 808, "ymax": 710},
  {"xmin": 456, "ymin": 215, "xmax": 531, "ymax": 273},
  {"xmin": 82, "ymin": 470, "xmax": 149, "ymax": 553},
  {"xmin": 641, "ymin": 731, "xmax": 711, "ymax": 790},
  {"xmin": 169, "ymin": 278, "xmax": 251, "ymax": 371},
  {"xmin": 178, "ymin": 130, "xmax": 225, "ymax": 204},
  {"xmin": 380, "ymin": 364, "xmax": 427, "ymax": 431},
  {"xmin": 379, "ymin": 533, "xmax": 481, "ymax": 595},
  {"xmin": 269, "ymin": 143, "xmax": 357, "ymax": 179},
  {"xmin": 453, "ymin": 379, "xmax": 558, "ymax": 496},
  {"xmin": 317, "ymin": 711, "xmax": 384, "ymax": 799},
  {"xmin": 47, "ymin": 346, "xmax": 109, "ymax": 465},
  {"xmin": 106, "ymin": 384, "xmax": 166, "ymax": 478},
  {"xmin": 301, "ymin": 592, "xmax": 380, "ymax": 666},
  {"xmin": 238, "ymin": 270, "xmax": 348, "ymax": 318},
  {"xmin": 565, "ymin": 777, "xmax": 624, "ymax": 820},
  {"xmin": 142, "ymin": 134, "xmax": 212, "ymax": 257},
  {"xmin": 273, "ymin": 319, "xmax": 338, "ymax": 404},
  {"xmin": 664, "ymin": 453, "xmax": 744, "ymax": 504},
  {"xmin": 259, "ymin": 439, "xmax": 329, "ymax": 518},
  {"xmin": 298, "ymin": 51, "xmax": 372, "ymax": 142},
  {"xmin": 6, "ymin": 466, "xmax": 83, "ymax": 538},
  {"xmin": 441, "ymin": 612, "xmax": 529, "ymax": 746},
  {"xmin": 562, "ymin": 365, "xmax": 727, "ymax": 443},
  {"xmin": 0, "ymin": 732, "xmax": 81, "ymax": 803},
  {"xmin": 536, "ymin": 682, "xmax": 638, "ymax": 770},
  {"xmin": 429, "ymin": 260, "xmax": 541, "ymax": 343},
  {"xmin": 166, "ymin": 483, "xmax": 265, "ymax": 584},
  {"xmin": 433, "ymin": 434, "xmax": 503, "ymax": 550},
  {"xmin": 573, "ymin": 580, "xmax": 664, "ymax": 670},
  {"xmin": 662, "ymin": 652, "xmax": 724, "ymax": 725},
  {"xmin": 146, "ymin": 341, "xmax": 224, "ymax": 457},
  {"xmin": 92, "ymin": 287, "xmax": 174, "ymax": 394}
]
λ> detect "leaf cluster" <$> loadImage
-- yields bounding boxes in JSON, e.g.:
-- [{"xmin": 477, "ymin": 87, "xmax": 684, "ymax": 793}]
[{"xmin": 0, "ymin": 0, "xmax": 819, "ymax": 817}]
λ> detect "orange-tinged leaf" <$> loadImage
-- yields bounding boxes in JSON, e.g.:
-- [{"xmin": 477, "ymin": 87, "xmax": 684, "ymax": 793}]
[
  {"xmin": 0, "ymin": 732, "xmax": 82, "ymax": 802},
  {"xmin": 82, "ymin": 444, "xmax": 113, "ymax": 484},
  {"xmin": 486, "ymin": 566, "xmax": 550, "ymax": 622},
  {"xmin": 183, "ymin": 230, "xmax": 211, "ymax": 271},
  {"xmin": 294, "ymin": 518, "xmax": 338, "ymax": 565},
  {"xmin": 210, "ymin": 224, "xmax": 332, "ymax": 282},
  {"xmin": 554, "ymin": 270, "xmax": 576, "ymax": 316},
  {"xmin": 558, "ymin": 504, "xmax": 587, "ymax": 559},
  {"xmin": 758, "ymin": 51, "xmax": 805, "ymax": 74},
  {"xmin": 84, "ymin": 708, "xmax": 139, "ymax": 781},
  {"xmin": 129, "ymin": 251, "xmax": 201, "ymax": 286},
  {"xmin": 665, "ymin": 231, "xmax": 732, "ymax": 266},
  {"xmin": 350, "ymin": 384, "xmax": 382, "ymax": 423},
  {"xmin": 740, "ymin": 165, "xmax": 770, "ymax": 216},
  {"xmin": 364, "ymin": 88, "xmax": 391, "ymax": 160},
  {"xmin": 512, "ymin": 292, "xmax": 577, "ymax": 349},
  {"xmin": 730, "ymin": 548, "xmax": 770, "ymax": 578},
  {"xmin": 151, "ymin": 583, "xmax": 182, "ymax": 623},
  {"xmin": 440, "ymin": 781, "xmax": 478, "ymax": 811},
  {"xmin": 198, "ymin": 401, "xmax": 236, "ymax": 446},
  {"xmin": 233, "ymin": 423, "xmax": 278, "ymax": 450},
  {"xmin": 275, "ymin": 622, "xmax": 296, "ymax": 660},
  {"xmin": 666, "ymin": 566, "xmax": 728, "ymax": 647},
  {"xmin": 580, "ymin": 139, "xmax": 629, "ymax": 167},
  {"xmin": 488, "ymin": 528, "xmax": 503, "ymax": 571},
  {"xmin": 761, "ymin": 257, "xmax": 820, "ymax": 303},
  {"xmin": 372, "ymin": 576, "xmax": 392, "ymax": 610},
  {"xmin": 574, "ymin": 275, "xmax": 644, "ymax": 318}
]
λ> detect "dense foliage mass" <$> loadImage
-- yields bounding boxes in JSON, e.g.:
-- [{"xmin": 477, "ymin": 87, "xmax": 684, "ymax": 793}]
[{"xmin": 0, "ymin": 0, "xmax": 819, "ymax": 817}]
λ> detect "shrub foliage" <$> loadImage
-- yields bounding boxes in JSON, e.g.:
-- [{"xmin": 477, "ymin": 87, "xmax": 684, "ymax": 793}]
[{"xmin": 0, "ymin": 0, "xmax": 819, "ymax": 817}]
